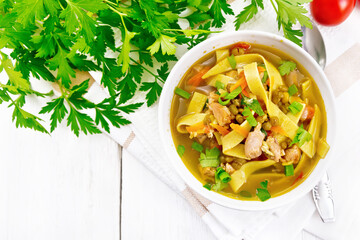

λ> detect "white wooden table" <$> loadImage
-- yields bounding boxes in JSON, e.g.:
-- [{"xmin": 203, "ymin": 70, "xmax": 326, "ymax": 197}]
[{"xmin": 1, "ymin": 6, "xmax": 360, "ymax": 240}]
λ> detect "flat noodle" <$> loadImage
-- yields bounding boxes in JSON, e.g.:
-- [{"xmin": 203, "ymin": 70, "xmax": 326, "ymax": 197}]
[
  {"xmin": 222, "ymin": 121, "xmax": 251, "ymax": 152},
  {"xmin": 187, "ymin": 92, "xmax": 208, "ymax": 114},
  {"xmin": 229, "ymin": 160, "xmax": 275, "ymax": 193},
  {"xmin": 207, "ymin": 74, "xmax": 235, "ymax": 87},
  {"xmin": 176, "ymin": 113, "xmax": 206, "ymax": 133},
  {"xmin": 202, "ymin": 54, "xmax": 263, "ymax": 79},
  {"xmin": 301, "ymin": 104, "xmax": 321, "ymax": 158},
  {"xmin": 223, "ymin": 144, "xmax": 249, "ymax": 160}
]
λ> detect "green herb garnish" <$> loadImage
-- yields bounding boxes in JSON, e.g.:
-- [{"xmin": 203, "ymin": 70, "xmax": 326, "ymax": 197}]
[
  {"xmin": 227, "ymin": 55, "xmax": 237, "ymax": 69},
  {"xmin": 240, "ymin": 190, "xmax": 253, "ymax": 198},
  {"xmin": 234, "ymin": 0, "xmax": 312, "ymax": 46},
  {"xmin": 177, "ymin": 145, "xmax": 185, "ymax": 157},
  {"xmin": 215, "ymin": 81, "xmax": 225, "ymax": 90},
  {"xmin": 256, "ymin": 180, "xmax": 271, "ymax": 202},
  {"xmin": 284, "ymin": 164, "xmax": 294, "ymax": 176},
  {"xmin": 290, "ymin": 125, "xmax": 312, "ymax": 147},
  {"xmin": 212, "ymin": 167, "xmax": 231, "ymax": 191},
  {"xmin": 192, "ymin": 141, "xmax": 204, "ymax": 153},
  {"xmin": 174, "ymin": 87, "xmax": 191, "ymax": 99},
  {"xmin": 262, "ymin": 71, "xmax": 268, "ymax": 84},
  {"xmin": 199, "ymin": 147, "xmax": 221, "ymax": 168},
  {"xmin": 225, "ymin": 86, "xmax": 242, "ymax": 100},
  {"xmin": 278, "ymin": 61, "xmax": 297, "ymax": 76},
  {"xmin": 243, "ymin": 96, "xmax": 265, "ymax": 116},
  {"xmin": 242, "ymin": 107, "xmax": 257, "ymax": 127},
  {"xmin": 288, "ymin": 101, "xmax": 303, "ymax": 115},
  {"xmin": 288, "ymin": 84, "xmax": 298, "ymax": 96},
  {"xmin": 218, "ymin": 92, "xmax": 231, "ymax": 106},
  {"xmin": 203, "ymin": 183, "xmax": 212, "ymax": 191},
  {"xmin": 216, "ymin": 168, "xmax": 232, "ymax": 183}
]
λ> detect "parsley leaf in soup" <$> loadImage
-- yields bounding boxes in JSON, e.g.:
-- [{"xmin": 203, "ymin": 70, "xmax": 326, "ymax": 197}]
[
  {"xmin": 227, "ymin": 55, "xmax": 237, "ymax": 69},
  {"xmin": 192, "ymin": 141, "xmax": 204, "ymax": 152},
  {"xmin": 243, "ymin": 97, "xmax": 265, "ymax": 116},
  {"xmin": 199, "ymin": 147, "xmax": 221, "ymax": 168},
  {"xmin": 278, "ymin": 60, "xmax": 297, "ymax": 76},
  {"xmin": 290, "ymin": 125, "xmax": 312, "ymax": 147},
  {"xmin": 256, "ymin": 180, "xmax": 271, "ymax": 201},
  {"xmin": 177, "ymin": 145, "xmax": 185, "ymax": 157}
]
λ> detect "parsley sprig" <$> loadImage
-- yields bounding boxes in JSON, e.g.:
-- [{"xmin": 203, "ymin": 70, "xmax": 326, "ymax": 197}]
[
  {"xmin": 235, "ymin": 0, "xmax": 312, "ymax": 46},
  {"xmin": 0, "ymin": 0, "xmax": 226, "ymax": 135},
  {"xmin": 0, "ymin": 0, "xmax": 313, "ymax": 136}
]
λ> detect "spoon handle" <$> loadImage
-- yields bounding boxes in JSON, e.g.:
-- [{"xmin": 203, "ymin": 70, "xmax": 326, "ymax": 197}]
[{"xmin": 312, "ymin": 172, "xmax": 335, "ymax": 222}]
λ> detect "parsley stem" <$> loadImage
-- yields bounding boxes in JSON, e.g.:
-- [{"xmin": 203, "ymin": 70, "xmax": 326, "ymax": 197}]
[
  {"xmin": 269, "ymin": 0, "xmax": 278, "ymax": 14},
  {"xmin": 129, "ymin": 57, "xmax": 165, "ymax": 83}
]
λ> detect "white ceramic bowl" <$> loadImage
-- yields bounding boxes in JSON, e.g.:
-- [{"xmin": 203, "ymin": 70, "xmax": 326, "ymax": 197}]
[{"xmin": 158, "ymin": 30, "xmax": 337, "ymax": 210}]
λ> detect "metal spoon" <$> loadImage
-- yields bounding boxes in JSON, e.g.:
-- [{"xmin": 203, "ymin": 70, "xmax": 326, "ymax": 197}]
[{"xmin": 302, "ymin": 23, "xmax": 335, "ymax": 223}]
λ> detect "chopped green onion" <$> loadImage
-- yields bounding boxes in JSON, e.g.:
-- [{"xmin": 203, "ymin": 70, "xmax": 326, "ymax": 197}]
[
  {"xmin": 284, "ymin": 164, "xmax": 294, "ymax": 176},
  {"xmin": 288, "ymin": 101, "xmax": 303, "ymax": 115},
  {"xmin": 212, "ymin": 167, "xmax": 230, "ymax": 191},
  {"xmin": 242, "ymin": 107, "xmax": 258, "ymax": 127},
  {"xmin": 215, "ymin": 80, "xmax": 225, "ymax": 90},
  {"xmin": 256, "ymin": 188, "xmax": 271, "ymax": 201},
  {"xmin": 174, "ymin": 87, "xmax": 191, "ymax": 99},
  {"xmin": 216, "ymin": 168, "xmax": 231, "ymax": 183},
  {"xmin": 227, "ymin": 55, "xmax": 236, "ymax": 69},
  {"xmin": 256, "ymin": 180, "xmax": 271, "ymax": 201},
  {"xmin": 203, "ymin": 183, "xmax": 212, "ymax": 191},
  {"xmin": 288, "ymin": 84, "xmax": 298, "ymax": 96},
  {"xmin": 225, "ymin": 86, "xmax": 242, "ymax": 100},
  {"xmin": 218, "ymin": 92, "xmax": 231, "ymax": 105},
  {"xmin": 177, "ymin": 145, "xmax": 185, "ymax": 157},
  {"xmin": 243, "ymin": 96, "xmax": 264, "ymax": 116},
  {"xmin": 239, "ymin": 190, "xmax": 252, "ymax": 198},
  {"xmin": 192, "ymin": 141, "xmax": 204, "ymax": 152},
  {"xmin": 199, "ymin": 147, "xmax": 221, "ymax": 167},
  {"xmin": 290, "ymin": 125, "xmax": 312, "ymax": 147},
  {"xmin": 261, "ymin": 71, "xmax": 268, "ymax": 83},
  {"xmin": 260, "ymin": 180, "xmax": 268, "ymax": 189}
]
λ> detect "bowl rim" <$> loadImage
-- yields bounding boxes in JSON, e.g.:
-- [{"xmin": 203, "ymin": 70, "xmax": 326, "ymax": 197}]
[{"xmin": 158, "ymin": 30, "xmax": 337, "ymax": 211}]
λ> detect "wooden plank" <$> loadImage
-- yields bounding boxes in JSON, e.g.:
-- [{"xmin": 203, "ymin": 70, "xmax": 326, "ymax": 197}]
[
  {"xmin": 0, "ymin": 104, "xmax": 121, "ymax": 240},
  {"xmin": 120, "ymin": 150, "xmax": 215, "ymax": 240}
]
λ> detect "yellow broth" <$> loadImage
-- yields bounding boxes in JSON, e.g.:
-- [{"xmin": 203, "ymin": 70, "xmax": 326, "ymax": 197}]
[{"xmin": 170, "ymin": 43, "xmax": 327, "ymax": 201}]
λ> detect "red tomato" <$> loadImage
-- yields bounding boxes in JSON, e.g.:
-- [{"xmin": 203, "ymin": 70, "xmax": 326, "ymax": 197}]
[{"xmin": 311, "ymin": 0, "xmax": 356, "ymax": 26}]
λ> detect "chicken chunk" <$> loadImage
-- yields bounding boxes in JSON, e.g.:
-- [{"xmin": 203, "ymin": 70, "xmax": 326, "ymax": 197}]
[
  {"xmin": 208, "ymin": 91, "xmax": 220, "ymax": 104},
  {"xmin": 245, "ymin": 123, "xmax": 265, "ymax": 159},
  {"xmin": 199, "ymin": 166, "xmax": 216, "ymax": 181},
  {"xmin": 283, "ymin": 145, "xmax": 301, "ymax": 164},
  {"xmin": 225, "ymin": 163, "xmax": 235, "ymax": 175},
  {"xmin": 266, "ymin": 136, "xmax": 283, "ymax": 162},
  {"xmin": 209, "ymin": 102, "xmax": 231, "ymax": 126}
]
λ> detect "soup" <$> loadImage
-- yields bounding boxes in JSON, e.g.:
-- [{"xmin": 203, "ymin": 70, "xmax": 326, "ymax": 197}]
[{"xmin": 170, "ymin": 42, "xmax": 330, "ymax": 201}]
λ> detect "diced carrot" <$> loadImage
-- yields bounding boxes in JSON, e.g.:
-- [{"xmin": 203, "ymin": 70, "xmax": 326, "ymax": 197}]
[
  {"xmin": 258, "ymin": 66, "xmax": 266, "ymax": 72},
  {"xmin": 187, "ymin": 66, "xmax": 211, "ymax": 87},
  {"xmin": 265, "ymin": 79, "xmax": 270, "ymax": 86},
  {"xmin": 186, "ymin": 122, "xmax": 205, "ymax": 133},
  {"xmin": 230, "ymin": 123, "xmax": 250, "ymax": 138},
  {"xmin": 230, "ymin": 74, "xmax": 247, "ymax": 92},
  {"xmin": 302, "ymin": 105, "xmax": 315, "ymax": 121},
  {"xmin": 230, "ymin": 42, "xmax": 251, "ymax": 51},
  {"xmin": 292, "ymin": 172, "xmax": 304, "ymax": 186},
  {"xmin": 210, "ymin": 123, "xmax": 230, "ymax": 136},
  {"xmin": 270, "ymin": 126, "xmax": 287, "ymax": 136},
  {"xmin": 242, "ymin": 87, "xmax": 250, "ymax": 98}
]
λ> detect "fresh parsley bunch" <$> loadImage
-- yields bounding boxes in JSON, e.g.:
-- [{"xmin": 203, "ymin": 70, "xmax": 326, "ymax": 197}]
[
  {"xmin": 0, "ymin": 0, "xmax": 311, "ymax": 136},
  {"xmin": 235, "ymin": 0, "xmax": 312, "ymax": 46}
]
